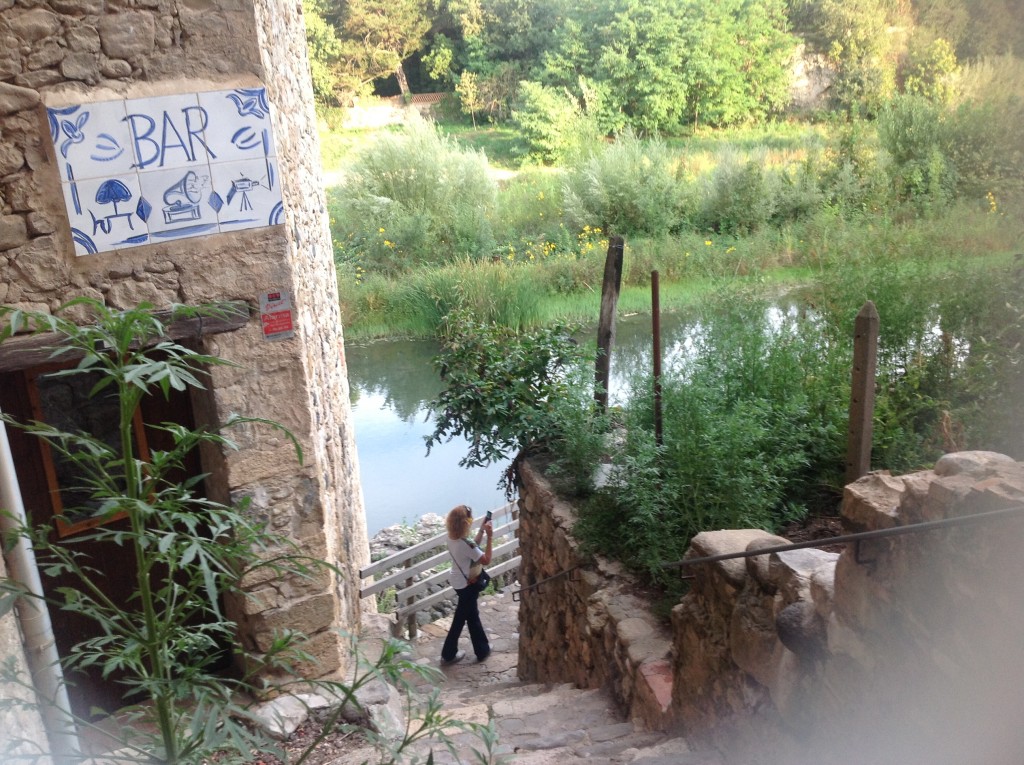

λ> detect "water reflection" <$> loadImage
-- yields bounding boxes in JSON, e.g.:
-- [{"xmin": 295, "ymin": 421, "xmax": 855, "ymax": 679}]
[
  {"xmin": 347, "ymin": 340, "xmax": 509, "ymax": 536},
  {"xmin": 347, "ymin": 316, "xmax": 688, "ymax": 534}
]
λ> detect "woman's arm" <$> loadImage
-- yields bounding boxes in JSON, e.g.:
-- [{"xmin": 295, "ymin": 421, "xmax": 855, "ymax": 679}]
[{"xmin": 477, "ymin": 520, "xmax": 493, "ymax": 565}]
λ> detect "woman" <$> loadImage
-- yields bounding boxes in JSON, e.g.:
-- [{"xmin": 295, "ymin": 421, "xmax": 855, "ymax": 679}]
[{"xmin": 441, "ymin": 504, "xmax": 492, "ymax": 665}]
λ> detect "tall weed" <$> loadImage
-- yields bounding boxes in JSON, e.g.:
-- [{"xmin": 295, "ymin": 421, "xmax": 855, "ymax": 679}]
[
  {"xmin": 562, "ymin": 131, "xmax": 685, "ymax": 237},
  {"xmin": 330, "ymin": 117, "xmax": 497, "ymax": 274}
]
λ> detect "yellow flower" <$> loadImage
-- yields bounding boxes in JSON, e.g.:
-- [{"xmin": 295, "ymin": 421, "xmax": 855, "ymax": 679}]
[
  {"xmin": 538, "ymin": 191, "xmax": 545, "ymax": 200},
  {"xmin": 379, "ymin": 227, "xmax": 385, "ymax": 233},
  {"xmin": 705, "ymin": 240, "xmax": 713, "ymax": 246}
]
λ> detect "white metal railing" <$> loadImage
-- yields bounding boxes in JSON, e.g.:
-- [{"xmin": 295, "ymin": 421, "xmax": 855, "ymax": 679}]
[{"xmin": 359, "ymin": 501, "xmax": 520, "ymax": 638}]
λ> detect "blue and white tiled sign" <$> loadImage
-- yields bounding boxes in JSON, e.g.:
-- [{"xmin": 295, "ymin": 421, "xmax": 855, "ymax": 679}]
[{"xmin": 47, "ymin": 87, "xmax": 285, "ymax": 256}]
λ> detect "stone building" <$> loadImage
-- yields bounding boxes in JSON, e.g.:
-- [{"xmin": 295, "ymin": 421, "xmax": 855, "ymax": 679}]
[{"xmin": 0, "ymin": 0, "xmax": 370, "ymax": 755}]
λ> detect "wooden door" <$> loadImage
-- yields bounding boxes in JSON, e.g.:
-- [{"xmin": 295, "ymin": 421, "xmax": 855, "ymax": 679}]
[{"xmin": 0, "ymin": 366, "xmax": 212, "ymax": 719}]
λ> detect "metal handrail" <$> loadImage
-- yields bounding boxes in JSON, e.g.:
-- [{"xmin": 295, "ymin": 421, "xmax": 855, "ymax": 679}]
[
  {"xmin": 512, "ymin": 565, "xmax": 581, "ymax": 602},
  {"xmin": 660, "ymin": 503, "xmax": 1024, "ymax": 573}
]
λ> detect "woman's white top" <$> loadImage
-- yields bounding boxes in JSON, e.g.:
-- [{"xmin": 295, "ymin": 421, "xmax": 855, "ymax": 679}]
[{"xmin": 447, "ymin": 536, "xmax": 483, "ymax": 590}]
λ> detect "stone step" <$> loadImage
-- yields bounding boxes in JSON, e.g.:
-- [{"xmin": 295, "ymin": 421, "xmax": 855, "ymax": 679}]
[
  {"xmin": 409, "ymin": 678, "xmax": 724, "ymax": 765},
  {"xmin": 392, "ymin": 591, "xmax": 724, "ymax": 765}
]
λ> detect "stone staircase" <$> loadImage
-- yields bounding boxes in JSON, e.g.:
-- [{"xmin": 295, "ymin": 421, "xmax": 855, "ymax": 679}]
[{"xmin": 391, "ymin": 593, "xmax": 724, "ymax": 765}]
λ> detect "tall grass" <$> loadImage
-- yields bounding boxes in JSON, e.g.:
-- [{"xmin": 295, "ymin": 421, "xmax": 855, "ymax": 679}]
[{"xmin": 339, "ymin": 259, "xmax": 547, "ymax": 339}]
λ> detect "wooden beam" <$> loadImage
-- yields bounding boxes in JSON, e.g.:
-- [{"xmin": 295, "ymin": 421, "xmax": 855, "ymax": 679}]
[
  {"xmin": 0, "ymin": 302, "xmax": 251, "ymax": 374},
  {"xmin": 594, "ymin": 235, "xmax": 624, "ymax": 414}
]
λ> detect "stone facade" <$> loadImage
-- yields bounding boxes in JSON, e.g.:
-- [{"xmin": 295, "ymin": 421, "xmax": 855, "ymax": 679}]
[
  {"xmin": 516, "ymin": 452, "xmax": 1024, "ymax": 762},
  {"xmin": 0, "ymin": 0, "xmax": 369, "ymax": 751}
]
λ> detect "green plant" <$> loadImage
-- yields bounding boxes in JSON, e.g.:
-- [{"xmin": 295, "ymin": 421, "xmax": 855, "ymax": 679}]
[
  {"xmin": 562, "ymin": 131, "xmax": 684, "ymax": 237},
  {"xmin": 576, "ymin": 289, "xmax": 849, "ymax": 586},
  {"xmin": 425, "ymin": 309, "xmax": 595, "ymax": 484},
  {"xmin": 695, "ymin": 149, "xmax": 775, "ymax": 235},
  {"xmin": 0, "ymin": 300, "xmax": 481, "ymax": 764},
  {"xmin": 511, "ymin": 81, "xmax": 602, "ymax": 165},
  {"xmin": 330, "ymin": 117, "xmax": 497, "ymax": 275}
]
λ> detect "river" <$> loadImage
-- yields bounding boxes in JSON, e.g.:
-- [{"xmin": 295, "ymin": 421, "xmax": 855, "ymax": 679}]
[{"xmin": 346, "ymin": 312, "xmax": 696, "ymax": 535}]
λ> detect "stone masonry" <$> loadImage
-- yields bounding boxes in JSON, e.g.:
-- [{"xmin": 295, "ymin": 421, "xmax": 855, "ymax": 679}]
[
  {"xmin": 672, "ymin": 450, "xmax": 1024, "ymax": 763},
  {"xmin": 0, "ymin": 0, "xmax": 369, "ymax": 750},
  {"xmin": 516, "ymin": 459, "xmax": 676, "ymax": 731},
  {"xmin": 516, "ymin": 451, "xmax": 1024, "ymax": 764}
]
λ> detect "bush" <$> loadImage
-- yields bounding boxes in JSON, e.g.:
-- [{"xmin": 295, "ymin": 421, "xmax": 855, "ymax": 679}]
[
  {"xmin": 877, "ymin": 95, "xmax": 956, "ymax": 208},
  {"xmin": 426, "ymin": 310, "xmax": 596, "ymax": 483},
  {"xmin": 329, "ymin": 117, "xmax": 497, "ymax": 275},
  {"xmin": 576, "ymin": 290, "xmax": 849, "ymax": 586},
  {"xmin": 562, "ymin": 131, "xmax": 684, "ymax": 237},
  {"xmin": 511, "ymin": 81, "xmax": 603, "ymax": 165},
  {"xmin": 694, "ymin": 149, "xmax": 776, "ymax": 235},
  {"xmin": 877, "ymin": 93, "xmax": 1024, "ymax": 207}
]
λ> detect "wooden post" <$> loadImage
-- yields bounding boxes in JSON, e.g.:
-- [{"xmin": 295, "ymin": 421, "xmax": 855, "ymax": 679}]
[
  {"xmin": 594, "ymin": 236, "xmax": 624, "ymax": 414},
  {"xmin": 846, "ymin": 301, "xmax": 879, "ymax": 485},
  {"xmin": 652, "ymin": 271, "xmax": 663, "ymax": 448},
  {"xmin": 404, "ymin": 558, "xmax": 417, "ymax": 640}
]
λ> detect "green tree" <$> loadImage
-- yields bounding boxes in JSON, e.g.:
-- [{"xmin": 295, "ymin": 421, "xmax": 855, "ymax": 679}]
[
  {"xmin": 903, "ymin": 37, "xmax": 959, "ymax": 105},
  {"xmin": 425, "ymin": 309, "xmax": 603, "ymax": 490},
  {"xmin": 304, "ymin": 0, "xmax": 346, "ymax": 104},
  {"xmin": 788, "ymin": 0, "xmax": 903, "ymax": 114},
  {"xmin": 539, "ymin": 0, "xmax": 795, "ymax": 133},
  {"xmin": 679, "ymin": 0, "xmax": 796, "ymax": 129},
  {"xmin": 338, "ymin": 0, "xmax": 434, "ymax": 97}
]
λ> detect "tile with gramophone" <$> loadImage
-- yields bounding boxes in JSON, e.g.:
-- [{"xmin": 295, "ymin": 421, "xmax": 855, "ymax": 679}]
[{"xmin": 47, "ymin": 87, "xmax": 284, "ymax": 256}]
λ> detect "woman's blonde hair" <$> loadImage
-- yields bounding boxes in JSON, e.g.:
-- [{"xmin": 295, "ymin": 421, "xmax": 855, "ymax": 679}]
[{"xmin": 446, "ymin": 504, "xmax": 473, "ymax": 539}]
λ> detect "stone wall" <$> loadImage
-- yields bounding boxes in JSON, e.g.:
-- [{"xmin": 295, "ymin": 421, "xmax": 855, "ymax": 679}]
[
  {"xmin": 671, "ymin": 450, "xmax": 1024, "ymax": 763},
  {"xmin": 516, "ymin": 460, "xmax": 675, "ymax": 730},
  {"xmin": 516, "ymin": 452, "xmax": 1024, "ymax": 761},
  {"xmin": 0, "ymin": 0, "xmax": 368, "ymax": 730}
]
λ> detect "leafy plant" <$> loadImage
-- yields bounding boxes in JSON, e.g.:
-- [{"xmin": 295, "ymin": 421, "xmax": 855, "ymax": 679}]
[
  {"xmin": 562, "ymin": 130, "xmax": 684, "ymax": 237},
  {"xmin": 576, "ymin": 290, "xmax": 849, "ymax": 586},
  {"xmin": 0, "ymin": 300, "xmax": 481, "ymax": 764},
  {"xmin": 329, "ymin": 118, "xmax": 497, "ymax": 275},
  {"xmin": 425, "ymin": 309, "xmax": 597, "ymax": 486}
]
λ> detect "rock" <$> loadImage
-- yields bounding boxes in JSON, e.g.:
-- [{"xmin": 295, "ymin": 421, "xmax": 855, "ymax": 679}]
[
  {"xmin": 0, "ymin": 82, "xmax": 41, "ymax": 116},
  {"xmin": 97, "ymin": 11, "xmax": 156, "ymax": 62},
  {"xmin": 775, "ymin": 600, "xmax": 827, "ymax": 662},
  {"xmin": 934, "ymin": 450, "xmax": 1015, "ymax": 477}
]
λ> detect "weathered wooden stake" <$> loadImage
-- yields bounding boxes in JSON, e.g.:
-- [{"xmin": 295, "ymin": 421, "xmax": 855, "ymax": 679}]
[
  {"xmin": 405, "ymin": 558, "xmax": 417, "ymax": 640},
  {"xmin": 594, "ymin": 236, "xmax": 624, "ymax": 414},
  {"xmin": 846, "ymin": 300, "xmax": 879, "ymax": 485},
  {"xmin": 652, "ymin": 270, "xmax": 663, "ymax": 448}
]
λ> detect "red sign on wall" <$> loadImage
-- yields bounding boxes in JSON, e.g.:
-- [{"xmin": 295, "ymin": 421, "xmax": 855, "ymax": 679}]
[{"xmin": 259, "ymin": 289, "xmax": 295, "ymax": 341}]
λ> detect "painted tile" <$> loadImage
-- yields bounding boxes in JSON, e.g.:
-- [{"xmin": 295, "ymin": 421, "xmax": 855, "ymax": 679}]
[
  {"xmin": 62, "ymin": 173, "xmax": 147, "ymax": 255},
  {"xmin": 48, "ymin": 86, "xmax": 285, "ymax": 256},
  {"xmin": 122, "ymin": 93, "xmax": 208, "ymax": 172},
  {"xmin": 138, "ymin": 165, "xmax": 219, "ymax": 242},
  {"xmin": 48, "ymin": 99, "xmax": 134, "ymax": 182},
  {"xmin": 209, "ymin": 157, "xmax": 284, "ymax": 232},
  {"xmin": 198, "ymin": 88, "xmax": 278, "ymax": 164}
]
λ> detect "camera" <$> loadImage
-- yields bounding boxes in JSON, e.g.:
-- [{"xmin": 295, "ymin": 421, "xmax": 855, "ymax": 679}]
[{"xmin": 485, "ymin": 510, "xmax": 493, "ymax": 522}]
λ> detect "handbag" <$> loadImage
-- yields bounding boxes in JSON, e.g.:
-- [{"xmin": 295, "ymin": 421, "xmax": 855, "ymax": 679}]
[
  {"xmin": 454, "ymin": 541, "xmax": 491, "ymax": 593},
  {"xmin": 470, "ymin": 565, "xmax": 492, "ymax": 592}
]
